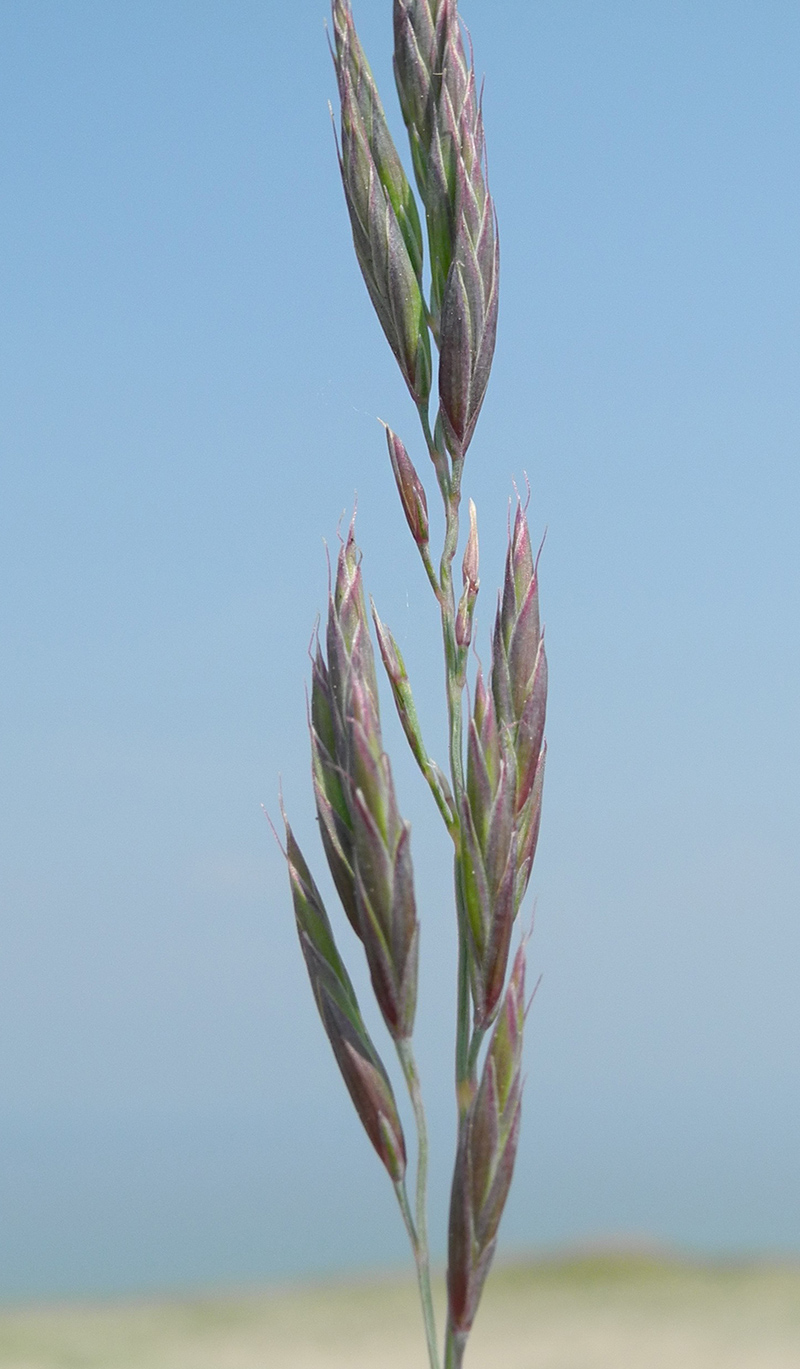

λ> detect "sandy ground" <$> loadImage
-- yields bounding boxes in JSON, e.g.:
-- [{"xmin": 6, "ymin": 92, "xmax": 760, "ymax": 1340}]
[{"xmin": 1, "ymin": 1257, "xmax": 799, "ymax": 1369}]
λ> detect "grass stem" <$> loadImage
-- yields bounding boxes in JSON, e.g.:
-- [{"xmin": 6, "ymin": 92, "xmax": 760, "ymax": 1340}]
[{"xmin": 395, "ymin": 1039, "xmax": 441, "ymax": 1369}]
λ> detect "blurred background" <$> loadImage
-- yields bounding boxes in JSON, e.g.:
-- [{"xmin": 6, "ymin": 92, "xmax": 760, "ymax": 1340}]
[{"xmin": 1, "ymin": 0, "xmax": 799, "ymax": 1303}]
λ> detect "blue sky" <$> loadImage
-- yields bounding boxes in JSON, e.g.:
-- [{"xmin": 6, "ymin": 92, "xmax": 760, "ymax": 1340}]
[{"xmin": 1, "ymin": 0, "xmax": 799, "ymax": 1298}]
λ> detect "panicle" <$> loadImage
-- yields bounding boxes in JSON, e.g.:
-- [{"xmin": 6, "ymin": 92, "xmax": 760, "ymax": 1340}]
[
  {"xmin": 460, "ymin": 666, "xmax": 516, "ymax": 1029},
  {"xmin": 285, "ymin": 820, "xmax": 407, "ymax": 1182},
  {"xmin": 447, "ymin": 942, "xmax": 526, "ymax": 1340},
  {"xmin": 332, "ymin": 0, "xmax": 431, "ymax": 406},
  {"xmin": 491, "ymin": 501, "xmax": 548, "ymax": 909},
  {"xmin": 311, "ymin": 521, "xmax": 420, "ymax": 1040}
]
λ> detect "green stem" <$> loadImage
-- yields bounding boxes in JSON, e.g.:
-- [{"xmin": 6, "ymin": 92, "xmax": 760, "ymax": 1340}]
[
  {"xmin": 435, "ymin": 457, "xmax": 473, "ymax": 1115},
  {"xmin": 444, "ymin": 1316, "xmax": 467, "ymax": 1369},
  {"xmin": 396, "ymin": 1039, "xmax": 441, "ymax": 1369},
  {"xmin": 418, "ymin": 404, "xmax": 450, "ymax": 505},
  {"xmin": 413, "ymin": 409, "xmax": 473, "ymax": 1364},
  {"xmin": 454, "ymin": 866, "xmax": 472, "ymax": 1116},
  {"xmin": 420, "ymin": 539, "xmax": 445, "ymax": 603},
  {"xmin": 439, "ymin": 466, "xmax": 466, "ymax": 814}
]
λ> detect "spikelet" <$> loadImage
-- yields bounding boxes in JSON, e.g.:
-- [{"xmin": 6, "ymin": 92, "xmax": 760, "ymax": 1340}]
[
  {"xmin": 332, "ymin": 0, "xmax": 431, "ymax": 406},
  {"xmin": 447, "ymin": 943, "xmax": 526, "ymax": 1344},
  {"xmin": 491, "ymin": 501, "xmax": 548, "ymax": 908},
  {"xmin": 393, "ymin": 0, "xmax": 499, "ymax": 458},
  {"xmin": 384, "ymin": 425, "xmax": 430, "ymax": 547},
  {"xmin": 460, "ymin": 668, "xmax": 516, "ymax": 1029},
  {"xmin": 311, "ymin": 523, "xmax": 419, "ymax": 1040},
  {"xmin": 285, "ymin": 821, "xmax": 407, "ymax": 1182}
]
